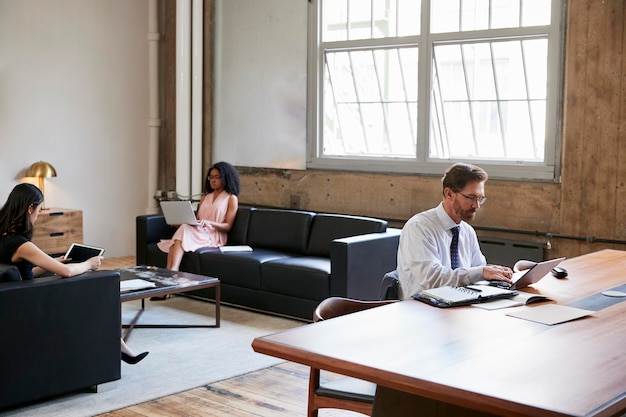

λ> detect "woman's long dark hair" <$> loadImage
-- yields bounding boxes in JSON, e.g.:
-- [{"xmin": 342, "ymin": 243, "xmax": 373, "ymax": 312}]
[
  {"xmin": 204, "ymin": 162, "xmax": 241, "ymax": 196},
  {"xmin": 0, "ymin": 183, "xmax": 44, "ymax": 239}
]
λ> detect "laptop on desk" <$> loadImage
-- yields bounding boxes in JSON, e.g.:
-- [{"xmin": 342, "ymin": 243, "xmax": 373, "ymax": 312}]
[
  {"xmin": 160, "ymin": 201, "xmax": 200, "ymax": 226},
  {"xmin": 494, "ymin": 257, "xmax": 566, "ymax": 290}
]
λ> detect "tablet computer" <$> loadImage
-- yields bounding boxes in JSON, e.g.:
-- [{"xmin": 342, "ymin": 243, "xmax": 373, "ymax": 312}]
[
  {"xmin": 510, "ymin": 257, "xmax": 565, "ymax": 289},
  {"xmin": 64, "ymin": 243, "xmax": 105, "ymax": 263}
]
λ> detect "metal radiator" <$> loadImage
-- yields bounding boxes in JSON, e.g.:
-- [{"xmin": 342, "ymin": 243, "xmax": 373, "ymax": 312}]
[{"xmin": 478, "ymin": 237, "xmax": 544, "ymax": 268}]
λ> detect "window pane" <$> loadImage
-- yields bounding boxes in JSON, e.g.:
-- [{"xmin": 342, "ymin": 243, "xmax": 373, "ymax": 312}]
[
  {"xmin": 432, "ymin": 0, "xmax": 549, "ymax": 33},
  {"xmin": 522, "ymin": 0, "xmax": 551, "ymax": 26},
  {"xmin": 323, "ymin": 47, "xmax": 418, "ymax": 157},
  {"xmin": 322, "ymin": 0, "xmax": 420, "ymax": 41},
  {"xmin": 529, "ymin": 100, "xmax": 546, "ymax": 159},
  {"xmin": 524, "ymin": 39, "xmax": 548, "ymax": 99},
  {"xmin": 323, "ymin": 0, "xmax": 348, "ymax": 41},
  {"xmin": 461, "ymin": 0, "xmax": 490, "ymax": 31},
  {"xmin": 492, "ymin": 41, "xmax": 527, "ymax": 100},
  {"xmin": 471, "ymin": 101, "xmax": 503, "ymax": 158},
  {"xmin": 349, "ymin": 0, "xmax": 373, "ymax": 40},
  {"xmin": 491, "ymin": 0, "xmax": 520, "ymax": 29},
  {"xmin": 462, "ymin": 43, "xmax": 496, "ymax": 101},
  {"xmin": 398, "ymin": 0, "xmax": 421, "ymax": 36},
  {"xmin": 431, "ymin": 38, "xmax": 548, "ymax": 161},
  {"xmin": 439, "ymin": 101, "xmax": 475, "ymax": 157},
  {"xmin": 501, "ymin": 101, "xmax": 533, "ymax": 158},
  {"xmin": 352, "ymin": 51, "xmax": 380, "ymax": 102},
  {"xmin": 433, "ymin": 45, "xmax": 468, "ymax": 101},
  {"xmin": 431, "ymin": 0, "xmax": 460, "ymax": 33}
]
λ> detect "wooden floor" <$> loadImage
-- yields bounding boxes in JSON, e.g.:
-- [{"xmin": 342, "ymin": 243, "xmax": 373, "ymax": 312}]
[
  {"xmin": 97, "ymin": 362, "xmax": 361, "ymax": 417},
  {"xmin": 98, "ymin": 256, "xmax": 361, "ymax": 417},
  {"xmin": 101, "ymin": 255, "xmax": 137, "ymax": 270}
]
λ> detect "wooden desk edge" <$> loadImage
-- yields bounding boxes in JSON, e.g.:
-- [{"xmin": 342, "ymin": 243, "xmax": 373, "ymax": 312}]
[{"xmin": 252, "ymin": 337, "xmax": 580, "ymax": 417}]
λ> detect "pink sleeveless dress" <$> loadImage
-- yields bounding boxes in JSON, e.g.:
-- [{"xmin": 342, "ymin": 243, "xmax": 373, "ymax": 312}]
[{"xmin": 157, "ymin": 192, "xmax": 231, "ymax": 253}]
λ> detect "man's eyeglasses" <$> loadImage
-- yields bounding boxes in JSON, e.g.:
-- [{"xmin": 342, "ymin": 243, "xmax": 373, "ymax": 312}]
[{"xmin": 456, "ymin": 192, "xmax": 487, "ymax": 205}]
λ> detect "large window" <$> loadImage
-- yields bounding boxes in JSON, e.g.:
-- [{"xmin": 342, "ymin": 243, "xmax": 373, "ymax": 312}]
[{"xmin": 308, "ymin": 0, "xmax": 564, "ymax": 180}]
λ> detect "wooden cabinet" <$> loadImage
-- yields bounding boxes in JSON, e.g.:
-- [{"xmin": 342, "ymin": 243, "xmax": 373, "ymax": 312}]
[{"xmin": 31, "ymin": 208, "xmax": 83, "ymax": 255}]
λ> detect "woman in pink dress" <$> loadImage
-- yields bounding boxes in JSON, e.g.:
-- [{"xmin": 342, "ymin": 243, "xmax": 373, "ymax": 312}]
[{"xmin": 157, "ymin": 161, "xmax": 241, "ymax": 271}]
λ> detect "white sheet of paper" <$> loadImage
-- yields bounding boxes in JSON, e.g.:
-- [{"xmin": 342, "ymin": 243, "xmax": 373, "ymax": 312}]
[
  {"xmin": 506, "ymin": 304, "xmax": 593, "ymax": 325},
  {"xmin": 218, "ymin": 245, "xmax": 253, "ymax": 253},
  {"xmin": 120, "ymin": 279, "xmax": 156, "ymax": 292}
]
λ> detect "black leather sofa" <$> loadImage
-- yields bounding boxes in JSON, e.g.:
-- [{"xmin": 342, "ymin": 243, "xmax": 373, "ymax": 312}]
[
  {"xmin": 0, "ymin": 267, "xmax": 121, "ymax": 410},
  {"xmin": 137, "ymin": 207, "xmax": 401, "ymax": 320}
]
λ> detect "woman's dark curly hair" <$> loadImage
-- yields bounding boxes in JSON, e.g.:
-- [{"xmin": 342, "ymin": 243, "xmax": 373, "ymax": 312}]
[
  {"xmin": 0, "ymin": 183, "xmax": 44, "ymax": 239},
  {"xmin": 204, "ymin": 161, "xmax": 241, "ymax": 196}
]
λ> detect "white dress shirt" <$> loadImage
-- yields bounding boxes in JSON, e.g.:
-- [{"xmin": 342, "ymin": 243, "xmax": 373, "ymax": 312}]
[{"xmin": 397, "ymin": 203, "xmax": 486, "ymax": 300}]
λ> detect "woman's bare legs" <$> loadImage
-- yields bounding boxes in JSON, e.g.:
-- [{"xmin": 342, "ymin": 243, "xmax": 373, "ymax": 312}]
[
  {"xmin": 120, "ymin": 338, "xmax": 136, "ymax": 356},
  {"xmin": 166, "ymin": 239, "xmax": 185, "ymax": 271},
  {"xmin": 151, "ymin": 239, "xmax": 185, "ymax": 301}
]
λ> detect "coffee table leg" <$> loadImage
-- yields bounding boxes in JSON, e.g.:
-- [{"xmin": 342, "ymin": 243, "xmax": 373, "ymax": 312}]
[
  {"xmin": 215, "ymin": 284, "xmax": 221, "ymax": 328},
  {"xmin": 122, "ymin": 305, "xmax": 145, "ymax": 341}
]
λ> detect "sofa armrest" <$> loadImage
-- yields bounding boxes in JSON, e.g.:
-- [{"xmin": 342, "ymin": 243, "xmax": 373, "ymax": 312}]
[
  {"xmin": 0, "ymin": 270, "xmax": 121, "ymax": 409},
  {"xmin": 136, "ymin": 214, "xmax": 177, "ymax": 264},
  {"xmin": 329, "ymin": 228, "xmax": 401, "ymax": 300},
  {"xmin": 0, "ymin": 262, "xmax": 22, "ymax": 281}
]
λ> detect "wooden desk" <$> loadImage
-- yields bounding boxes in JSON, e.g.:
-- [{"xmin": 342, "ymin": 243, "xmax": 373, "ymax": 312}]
[{"xmin": 252, "ymin": 249, "xmax": 626, "ymax": 417}]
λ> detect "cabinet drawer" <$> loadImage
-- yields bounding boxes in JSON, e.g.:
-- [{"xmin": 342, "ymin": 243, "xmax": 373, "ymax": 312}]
[{"xmin": 32, "ymin": 209, "xmax": 83, "ymax": 255}]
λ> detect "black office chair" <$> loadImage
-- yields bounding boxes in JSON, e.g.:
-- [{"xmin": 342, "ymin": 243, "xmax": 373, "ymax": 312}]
[
  {"xmin": 307, "ymin": 297, "xmax": 398, "ymax": 417},
  {"xmin": 378, "ymin": 269, "xmax": 399, "ymax": 300}
]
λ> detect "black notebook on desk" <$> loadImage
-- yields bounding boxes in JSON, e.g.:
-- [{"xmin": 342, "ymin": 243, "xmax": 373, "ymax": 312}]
[{"xmin": 413, "ymin": 285, "xmax": 517, "ymax": 308}]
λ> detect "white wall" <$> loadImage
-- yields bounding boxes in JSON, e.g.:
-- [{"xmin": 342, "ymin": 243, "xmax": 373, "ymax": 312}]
[
  {"xmin": 0, "ymin": 0, "xmax": 150, "ymax": 257},
  {"xmin": 213, "ymin": 0, "xmax": 308, "ymax": 169}
]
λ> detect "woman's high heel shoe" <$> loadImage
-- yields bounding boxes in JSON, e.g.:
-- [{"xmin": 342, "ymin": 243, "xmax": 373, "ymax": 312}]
[{"xmin": 121, "ymin": 351, "xmax": 149, "ymax": 365}]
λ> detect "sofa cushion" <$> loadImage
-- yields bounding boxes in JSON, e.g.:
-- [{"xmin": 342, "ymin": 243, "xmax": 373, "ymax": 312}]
[
  {"xmin": 307, "ymin": 213, "xmax": 388, "ymax": 257},
  {"xmin": 227, "ymin": 207, "xmax": 254, "ymax": 245},
  {"xmin": 199, "ymin": 248, "xmax": 291, "ymax": 289},
  {"xmin": 247, "ymin": 209, "xmax": 315, "ymax": 254},
  {"xmin": 261, "ymin": 257, "xmax": 331, "ymax": 301}
]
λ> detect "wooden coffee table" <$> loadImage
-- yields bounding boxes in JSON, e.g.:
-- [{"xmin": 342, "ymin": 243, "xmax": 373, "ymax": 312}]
[{"xmin": 119, "ymin": 266, "xmax": 220, "ymax": 339}]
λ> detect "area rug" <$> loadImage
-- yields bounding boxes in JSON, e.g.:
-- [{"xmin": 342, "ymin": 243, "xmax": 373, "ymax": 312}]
[{"xmin": 0, "ymin": 297, "xmax": 303, "ymax": 417}]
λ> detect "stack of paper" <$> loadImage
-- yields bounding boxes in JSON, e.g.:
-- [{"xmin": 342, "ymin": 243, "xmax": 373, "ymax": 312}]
[
  {"xmin": 219, "ymin": 245, "xmax": 253, "ymax": 253},
  {"xmin": 120, "ymin": 278, "xmax": 156, "ymax": 292}
]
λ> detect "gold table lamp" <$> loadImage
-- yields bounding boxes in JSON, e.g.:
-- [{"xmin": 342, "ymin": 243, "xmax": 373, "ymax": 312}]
[{"xmin": 26, "ymin": 161, "xmax": 57, "ymax": 210}]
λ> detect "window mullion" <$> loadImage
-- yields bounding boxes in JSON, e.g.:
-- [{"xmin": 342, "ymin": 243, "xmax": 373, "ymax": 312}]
[{"xmin": 416, "ymin": 0, "xmax": 431, "ymax": 161}]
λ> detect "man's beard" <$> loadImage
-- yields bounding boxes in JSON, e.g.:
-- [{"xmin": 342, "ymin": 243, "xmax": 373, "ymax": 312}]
[{"xmin": 454, "ymin": 201, "xmax": 477, "ymax": 222}]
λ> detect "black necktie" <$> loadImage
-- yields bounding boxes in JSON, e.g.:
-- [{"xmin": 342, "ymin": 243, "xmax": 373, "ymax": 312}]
[{"xmin": 450, "ymin": 226, "xmax": 460, "ymax": 269}]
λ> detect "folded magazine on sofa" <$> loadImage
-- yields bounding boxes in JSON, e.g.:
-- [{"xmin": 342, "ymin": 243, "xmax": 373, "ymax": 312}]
[{"xmin": 413, "ymin": 285, "xmax": 517, "ymax": 308}]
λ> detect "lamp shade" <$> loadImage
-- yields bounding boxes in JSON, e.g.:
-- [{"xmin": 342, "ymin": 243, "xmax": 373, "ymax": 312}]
[{"xmin": 26, "ymin": 161, "xmax": 57, "ymax": 178}]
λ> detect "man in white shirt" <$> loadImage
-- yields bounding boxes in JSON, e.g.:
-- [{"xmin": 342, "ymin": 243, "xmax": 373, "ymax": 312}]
[{"xmin": 397, "ymin": 163, "xmax": 513, "ymax": 300}]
